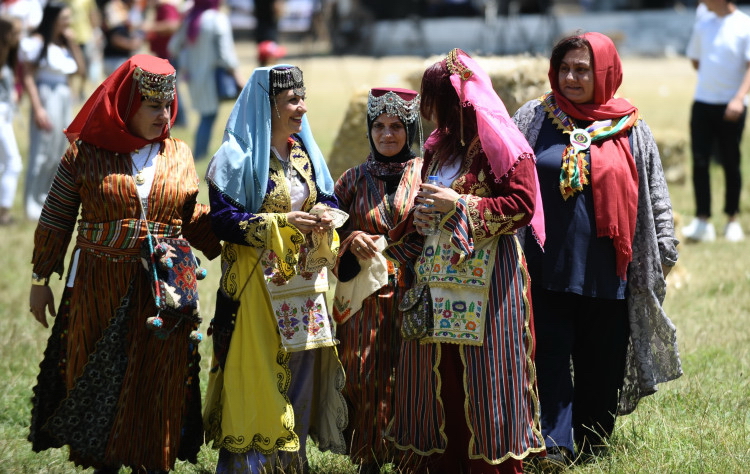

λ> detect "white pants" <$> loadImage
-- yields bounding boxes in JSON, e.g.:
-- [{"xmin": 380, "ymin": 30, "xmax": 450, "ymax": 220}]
[
  {"xmin": 0, "ymin": 102, "xmax": 22, "ymax": 209},
  {"xmin": 24, "ymin": 82, "xmax": 72, "ymax": 220}
]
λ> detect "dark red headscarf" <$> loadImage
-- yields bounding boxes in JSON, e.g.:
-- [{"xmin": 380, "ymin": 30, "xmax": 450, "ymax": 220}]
[
  {"xmin": 64, "ymin": 54, "xmax": 178, "ymax": 154},
  {"xmin": 186, "ymin": 0, "xmax": 220, "ymax": 43},
  {"xmin": 549, "ymin": 32, "xmax": 639, "ymax": 280}
]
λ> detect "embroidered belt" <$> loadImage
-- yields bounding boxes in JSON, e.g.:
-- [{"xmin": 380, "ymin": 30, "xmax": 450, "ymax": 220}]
[{"xmin": 77, "ymin": 219, "xmax": 181, "ymax": 261}]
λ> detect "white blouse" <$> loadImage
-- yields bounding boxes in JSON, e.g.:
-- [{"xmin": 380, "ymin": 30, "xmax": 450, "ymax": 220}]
[{"xmin": 19, "ymin": 36, "xmax": 78, "ymax": 84}]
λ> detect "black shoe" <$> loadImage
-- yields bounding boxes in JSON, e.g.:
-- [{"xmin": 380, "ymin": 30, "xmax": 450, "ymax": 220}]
[{"xmin": 527, "ymin": 446, "xmax": 572, "ymax": 473}]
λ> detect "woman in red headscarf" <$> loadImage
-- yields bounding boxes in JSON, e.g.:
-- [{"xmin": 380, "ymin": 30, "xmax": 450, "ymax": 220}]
[
  {"xmin": 27, "ymin": 54, "xmax": 221, "ymax": 473},
  {"xmin": 513, "ymin": 32, "xmax": 682, "ymax": 467}
]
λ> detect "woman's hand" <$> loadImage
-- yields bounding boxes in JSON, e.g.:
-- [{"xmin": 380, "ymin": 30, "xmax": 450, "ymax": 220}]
[
  {"xmin": 33, "ymin": 107, "xmax": 52, "ymax": 131},
  {"xmin": 30, "ymin": 285, "xmax": 56, "ymax": 328},
  {"xmin": 286, "ymin": 211, "xmax": 321, "ymax": 234},
  {"xmin": 350, "ymin": 234, "xmax": 381, "ymax": 260},
  {"xmin": 416, "ymin": 183, "xmax": 459, "ymax": 213},
  {"xmin": 413, "ymin": 205, "xmax": 438, "ymax": 235},
  {"xmin": 309, "ymin": 204, "xmax": 336, "ymax": 234}
]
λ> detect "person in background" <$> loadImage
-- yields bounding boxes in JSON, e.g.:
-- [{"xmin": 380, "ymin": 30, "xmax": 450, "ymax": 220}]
[
  {"xmin": 28, "ymin": 54, "xmax": 221, "ymax": 474},
  {"xmin": 100, "ymin": 0, "xmax": 144, "ymax": 76},
  {"xmin": 0, "ymin": 0, "xmax": 43, "ymax": 35},
  {"xmin": 385, "ymin": 48, "xmax": 545, "ymax": 474},
  {"xmin": 202, "ymin": 64, "xmax": 348, "ymax": 474},
  {"xmin": 513, "ymin": 32, "xmax": 682, "ymax": 468},
  {"xmin": 254, "ymin": 0, "xmax": 284, "ymax": 66},
  {"xmin": 145, "ymin": 0, "xmax": 185, "ymax": 126},
  {"xmin": 683, "ymin": 0, "xmax": 750, "ymax": 242},
  {"xmin": 65, "ymin": 0, "xmax": 102, "ymax": 99},
  {"xmin": 0, "ymin": 14, "xmax": 22, "ymax": 225},
  {"xmin": 258, "ymin": 39, "xmax": 286, "ymax": 67},
  {"xmin": 168, "ymin": 0, "xmax": 242, "ymax": 160},
  {"xmin": 19, "ymin": 1, "xmax": 85, "ymax": 220},
  {"xmin": 333, "ymin": 87, "xmax": 422, "ymax": 474}
]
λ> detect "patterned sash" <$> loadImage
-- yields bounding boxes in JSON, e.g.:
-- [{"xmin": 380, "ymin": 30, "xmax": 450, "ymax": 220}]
[{"xmin": 76, "ymin": 218, "xmax": 181, "ymax": 260}]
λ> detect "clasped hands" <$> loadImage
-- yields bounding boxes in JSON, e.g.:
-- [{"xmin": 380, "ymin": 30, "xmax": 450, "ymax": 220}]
[
  {"xmin": 287, "ymin": 203, "xmax": 335, "ymax": 234},
  {"xmin": 413, "ymin": 182, "xmax": 459, "ymax": 235}
]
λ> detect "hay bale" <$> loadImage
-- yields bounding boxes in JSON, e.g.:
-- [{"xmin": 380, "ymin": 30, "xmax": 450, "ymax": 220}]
[
  {"xmin": 326, "ymin": 54, "xmax": 689, "ymax": 189},
  {"xmin": 327, "ymin": 88, "xmax": 371, "ymax": 180},
  {"xmin": 653, "ymin": 130, "xmax": 688, "ymax": 185},
  {"xmin": 403, "ymin": 54, "xmax": 549, "ymax": 115},
  {"xmin": 328, "ymin": 54, "xmax": 549, "ymax": 180}
]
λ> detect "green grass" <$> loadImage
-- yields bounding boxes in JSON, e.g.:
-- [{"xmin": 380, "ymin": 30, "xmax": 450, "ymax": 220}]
[{"xmin": 1, "ymin": 50, "xmax": 750, "ymax": 472}]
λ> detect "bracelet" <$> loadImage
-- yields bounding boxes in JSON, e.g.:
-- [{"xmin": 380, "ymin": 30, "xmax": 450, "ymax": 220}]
[{"xmin": 31, "ymin": 272, "xmax": 49, "ymax": 286}]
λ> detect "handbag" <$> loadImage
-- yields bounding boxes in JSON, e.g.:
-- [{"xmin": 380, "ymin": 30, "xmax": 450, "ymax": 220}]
[
  {"xmin": 207, "ymin": 257, "xmax": 261, "ymax": 370},
  {"xmin": 398, "ymin": 283, "xmax": 433, "ymax": 340},
  {"xmin": 215, "ymin": 68, "xmax": 239, "ymax": 101},
  {"xmin": 140, "ymin": 234, "xmax": 207, "ymax": 340}
]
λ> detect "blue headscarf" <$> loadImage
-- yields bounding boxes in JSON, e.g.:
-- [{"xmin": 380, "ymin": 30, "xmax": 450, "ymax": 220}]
[{"xmin": 206, "ymin": 65, "xmax": 334, "ymax": 213}]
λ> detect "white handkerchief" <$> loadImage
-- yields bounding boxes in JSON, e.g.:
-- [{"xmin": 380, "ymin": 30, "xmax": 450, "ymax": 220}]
[{"xmin": 332, "ymin": 237, "xmax": 389, "ymax": 324}]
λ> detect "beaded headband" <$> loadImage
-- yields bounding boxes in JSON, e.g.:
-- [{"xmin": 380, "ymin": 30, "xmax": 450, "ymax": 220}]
[
  {"xmin": 446, "ymin": 48, "xmax": 473, "ymax": 81},
  {"xmin": 367, "ymin": 90, "xmax": 421, "ymax": 123},
  {"xmin": 132, "ymin": 66, "xmax": 176, "ymax": 101},
  {"xmin": 270, "ymin": 66, "xmax": 305, "ymax": 97}
]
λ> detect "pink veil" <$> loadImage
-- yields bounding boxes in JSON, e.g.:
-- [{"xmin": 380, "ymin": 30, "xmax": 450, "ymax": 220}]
[{"xmin": 447, "ymin": 49, "xmax": 545, "ymax": 246}]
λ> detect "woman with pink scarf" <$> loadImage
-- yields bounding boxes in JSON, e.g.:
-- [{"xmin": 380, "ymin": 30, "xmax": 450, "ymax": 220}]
[{"xmin": 385, "ymin": 48, "xmax": 545, "ymax": 474}]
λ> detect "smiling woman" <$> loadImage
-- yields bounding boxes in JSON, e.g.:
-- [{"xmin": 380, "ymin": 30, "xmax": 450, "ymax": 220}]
[
  {"xmin": 332, "ymin": 87, "xmax": 422, "ymax": 473},
  {"xmin": 513, "ymin": 32, "xmax": 682, "ymax": 469},
  {"xmin": 203, "ymin": 64, "xmax": 347, "ymax": 474},
  {"xmin": 370, "ymin": 113, "xmax": 407, "ymax": 157}
]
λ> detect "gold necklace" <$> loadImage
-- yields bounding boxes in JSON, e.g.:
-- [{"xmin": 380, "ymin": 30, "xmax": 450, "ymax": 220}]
[{"xmin": 132, "ymin": 144, "xmax": 155, "ymax": 185}]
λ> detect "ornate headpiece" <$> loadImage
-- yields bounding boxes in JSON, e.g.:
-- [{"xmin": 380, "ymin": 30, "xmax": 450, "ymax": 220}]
[
  {"xmin": 366, "ymin": 87, "xmax": 423, "ymax": 163},
  {"xmin": 64, "ymin": 54, "xmax": 177, "ymax": 154},
  {"xmin": 132, "ymin": 66, "xmax": 176, "ymax": 101},
  {"xmin": 367, "ymin": 88, "xmax": 421, "ymax": 123},
  {"xmin": 446, "ymin": 48, "xmax": 473, "ymax": 81},
  {"xmin": 269, "ymin": 66, "xmax": 305, "ymax": 97}
]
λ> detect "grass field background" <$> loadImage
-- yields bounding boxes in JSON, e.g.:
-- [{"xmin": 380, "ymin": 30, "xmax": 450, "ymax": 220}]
[{"xmin": 1, "ymin": 44, "xmax": 749, "ymax": 473}]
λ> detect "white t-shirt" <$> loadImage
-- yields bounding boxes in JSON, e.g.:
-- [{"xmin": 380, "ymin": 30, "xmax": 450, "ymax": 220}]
[
  {"xmin": 19, "ymin": 36, "xmax": 78, "ymax": 84},
  {"xmin": 686, "ymin": 8, "xmax": 750, "ymax": 105}
]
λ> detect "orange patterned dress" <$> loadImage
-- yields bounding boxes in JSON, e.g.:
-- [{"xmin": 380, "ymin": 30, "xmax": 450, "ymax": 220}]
[{"xmin": 28, "ymin": 138, "xmax": 221, "ymax": 471}]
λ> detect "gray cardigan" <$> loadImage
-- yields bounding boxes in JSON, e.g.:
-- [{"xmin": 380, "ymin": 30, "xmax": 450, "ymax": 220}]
[{"xmin": 513, "ymin": 99, "xmax": 682, "ymax": 415}]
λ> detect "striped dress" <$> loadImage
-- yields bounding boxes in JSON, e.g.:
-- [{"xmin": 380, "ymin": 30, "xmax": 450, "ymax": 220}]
[
  {"xmin": 333, "ymin": 156, "xmax": 422, "ymax": 465},
  {"xmin": 385, "ymin": 137, "xmax": 545, "ymax": 466},
  {"xmin": 28, "ymin": 138, "xmax": 221, "ymax": 471}
]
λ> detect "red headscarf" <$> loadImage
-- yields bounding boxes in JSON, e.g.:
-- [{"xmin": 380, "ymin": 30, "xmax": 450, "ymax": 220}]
[
  {"xmin": 549, "ymin": 32, "xmax": 638, "ymax": 280},
  {"xmin": 64, "ymin": 54, "xmax": 178, "ymax": 154}
]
